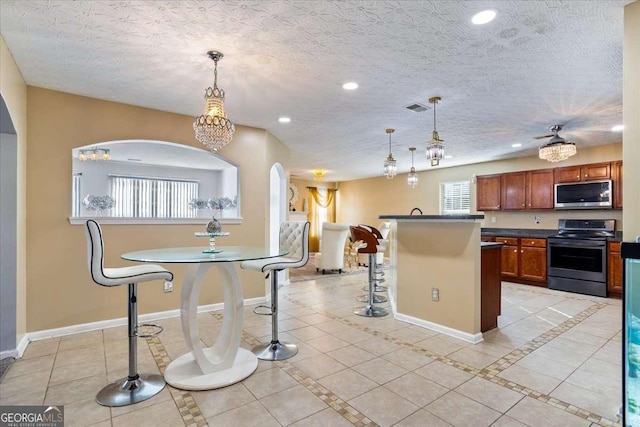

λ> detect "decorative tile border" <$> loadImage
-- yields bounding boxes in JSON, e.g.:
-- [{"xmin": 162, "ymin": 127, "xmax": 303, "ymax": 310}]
[
  {"xmin": 281, "ymin": 281, "xmax": 621, "ymax": 427},
  {"xmin": 145, "ymin": 336, "xmax": 208, "ymax": 427}
]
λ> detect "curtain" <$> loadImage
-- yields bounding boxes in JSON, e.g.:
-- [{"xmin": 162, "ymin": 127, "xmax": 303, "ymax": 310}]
[{"xmin": 308, "ymin": 187, "xmax": 336, "ymax": 252}]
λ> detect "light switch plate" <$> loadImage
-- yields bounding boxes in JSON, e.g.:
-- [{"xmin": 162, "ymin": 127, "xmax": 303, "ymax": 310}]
[{"xmin": 431, "ymin": 287, "xmax": 439, "ymax": 302}]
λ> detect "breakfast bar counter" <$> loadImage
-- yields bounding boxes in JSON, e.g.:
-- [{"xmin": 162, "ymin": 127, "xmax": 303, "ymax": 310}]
[{"xmin": 379, "ymin": 214, "xmax": 488, "ymax": 342}]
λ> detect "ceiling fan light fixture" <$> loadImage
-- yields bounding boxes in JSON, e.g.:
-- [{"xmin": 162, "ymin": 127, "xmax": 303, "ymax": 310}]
[
  {"xmin": 537, "ymin": 124, "xmax": 577, "ymax": 162},
  {"xmin": 383, "ymin": 128, "xmax": 397, "ymax": 179},
  {"xmin": 193, "ymin": 51, "xmax": 235, "ymax": 152}
]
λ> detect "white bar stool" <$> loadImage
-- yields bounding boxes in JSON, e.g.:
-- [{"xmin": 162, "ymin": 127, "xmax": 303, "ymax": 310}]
[
  {"xmin": 241, "ymin": 221, "xmax": 310, "ymax": 361},
  {"xmin": 85, "ymin": 220, "xmax": 173, "ymax": 407}
]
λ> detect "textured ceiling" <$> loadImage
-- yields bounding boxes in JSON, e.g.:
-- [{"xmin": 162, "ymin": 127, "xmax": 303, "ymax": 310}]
[{"xmin": 0, "ymin": 0, "xmax": 631, "ymax": 181}]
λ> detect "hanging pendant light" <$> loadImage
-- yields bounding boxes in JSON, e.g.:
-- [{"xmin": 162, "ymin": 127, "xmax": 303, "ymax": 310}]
[
  {"xmin": 426, "ymin": 96, "xmax": 444, "ymax": 167},
  {"xmin": 193, "ymin": 51, "xmax": 235, "ymax": 151},
  {"xmin": 407, "ymin": 147, "xmax": 418, "ymax": 188},
  {"xmin": 383, "ymin": 128, "xmax": 397, "ymax": 179}
]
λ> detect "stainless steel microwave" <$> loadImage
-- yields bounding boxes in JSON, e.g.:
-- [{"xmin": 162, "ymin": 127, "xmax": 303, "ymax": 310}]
[{"xmin": 554, "ymin": 180, "xmax": 612, "ymax": 209}]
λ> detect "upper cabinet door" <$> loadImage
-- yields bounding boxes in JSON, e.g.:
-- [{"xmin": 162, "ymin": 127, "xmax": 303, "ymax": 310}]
[
  {"xmin": 476, "ymin": 175, "xmax": 501, "ymax": 211},
  {"xmin": 612, "ymin": 160, "xmax": 623, "ymax": 209},
  {"xmin": 501, "ymin": 172, "xmax": 526, "ymax": 210},
  {"xmin": 526, "ymin": 169, "xmax": 554, "ymax": 209},
  {"xmin": 582, "ymin": 162, "xmax": 611, "ymax": 181},
  {"xmin": 554, "ymin": 166, "xmax": 582, "ymax": 183}
]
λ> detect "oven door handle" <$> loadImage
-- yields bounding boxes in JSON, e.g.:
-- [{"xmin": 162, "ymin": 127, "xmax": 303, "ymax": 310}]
[{"xmin": 548, "ymin": 240, "xmax": 606, "ymax": 248}]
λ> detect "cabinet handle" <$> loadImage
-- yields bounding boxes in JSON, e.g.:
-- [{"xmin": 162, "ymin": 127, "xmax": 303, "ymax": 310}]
[
  {"xmin": 513, "ymin": 249, "xmax": 517, "ymax": 253},
  {"xmin": 585, "ymin": 174, "xmax": 588, "ymax": 178},
  {"xmin": 521, "ymin": 250, "xmax": 524, "ymax": 253},
  {"xmin": 576, "ymin": 175, "xmax": 580, "ymax": 179},
  {"xmin": 531, "ymin": 241, "xmax": 535, "ymax": 245},
  {"xmin": 522, "ymin": 204, "xmax": 525, "ymax": 207},
  {"xmin": 528, "ymin": 203, "xmax": 531, "ymax": 207}
]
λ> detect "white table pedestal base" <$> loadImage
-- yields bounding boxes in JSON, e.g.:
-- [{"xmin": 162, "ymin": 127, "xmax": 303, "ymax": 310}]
[{"xmin": 164, "ymin": 348, "xmax": 257, "ymax": 390}]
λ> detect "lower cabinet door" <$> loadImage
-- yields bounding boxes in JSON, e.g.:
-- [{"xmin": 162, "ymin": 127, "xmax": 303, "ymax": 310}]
[
  {"xmin": 501, "ymin": 245, "xmax": 519, "ymax": 278},
  {"xmin": 520, "ymin": 247, "xmax": 547, "ymax": 282}
]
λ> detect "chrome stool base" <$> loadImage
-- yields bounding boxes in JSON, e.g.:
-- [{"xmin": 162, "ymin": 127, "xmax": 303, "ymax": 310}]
[
  {"xmin": 252, "ymin": 341, "xmax": 298, "ymax": 361},
  {"xmin": 357, "ymin": 293, "xmax": 387, "ymax": 303},
  {"xmin": 354, "ymin": 305, "xmax": 388, "ymax": 317},
  {"xmin": 96, "ymin": 373, "xmax": 165, "ymax": 407}
]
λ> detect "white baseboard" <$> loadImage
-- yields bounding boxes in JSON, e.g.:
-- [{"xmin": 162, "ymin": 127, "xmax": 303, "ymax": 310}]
[
  {"xmin": 0, "ymin": 334, "xmax": 29, "ymax": 359},
  {"xmin": 395, "ymin": 312, "xmax": 484, "ymax": 344},
  {"xmin": 21, "ymin": 296, "xmax": 267, "ymax": 348}
]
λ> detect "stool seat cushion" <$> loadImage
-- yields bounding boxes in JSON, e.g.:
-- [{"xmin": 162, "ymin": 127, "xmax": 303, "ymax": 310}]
[
  {"xmin": 241, "ymin": 221, "xmax": 309, "ymax": 273},
  {"xmin": 241, "ymin": 256, "xmax": 304, "ymax": 272}
]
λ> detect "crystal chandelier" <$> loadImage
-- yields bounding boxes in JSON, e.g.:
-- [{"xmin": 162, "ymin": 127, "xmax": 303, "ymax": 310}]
[
  {"xmin": 383, "ymin": 128, "xmax": 397, "ymax": 179},
  {"xmin": 193, "ymin": 51, "xmax": 235, "ymax": 151},
  {"xmin": 426, "ymin": 96, "xmax": 444, "ymax": 167},
  {"xmin": 538, "ymin": 125, "xmax": 577, "ymax": 162},
  {"xmin": 407, "ymin": 147, "xmax": 418, "ymax": 188},
  {"xmin": 78, "ymin": 148, "xmax": 110, "ymax": 161}
]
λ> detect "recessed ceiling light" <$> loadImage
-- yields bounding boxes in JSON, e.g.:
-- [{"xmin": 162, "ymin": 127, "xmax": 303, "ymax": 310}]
[
  {"xmin": 278, "ymin": 117, "xmax": 291, "ymax": 123},
  {"xmin": 444, "ymin": 155, "xmax": 453, "ymax": 159},
  {"xmin": 611, "ymin": 124, "xmax": 624, "ymax": 132},
  {"xmin": 472, "ymin": 10, "xmax": 496, "ymax": 25},
  {"xmin": 512, "ymin": 143, "xmax": 522, "ymax": 148},
  {"xmin": 342, "ymin": 82, "xmax": 358, "ymax": 90}
]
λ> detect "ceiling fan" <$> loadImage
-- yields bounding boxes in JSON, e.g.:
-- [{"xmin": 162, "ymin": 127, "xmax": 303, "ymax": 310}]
[{"xmin": 534, "ymin": 124, "xmax": 577, "ymax": 162}]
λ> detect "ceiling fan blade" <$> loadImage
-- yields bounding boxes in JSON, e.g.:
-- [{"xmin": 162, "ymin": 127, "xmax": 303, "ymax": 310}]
[{"xmin": 533, "ymin": 134, "xmax": 554, "ymax": 140}]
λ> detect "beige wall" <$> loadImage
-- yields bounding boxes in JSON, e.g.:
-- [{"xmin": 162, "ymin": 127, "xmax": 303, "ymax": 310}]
[
  {"xmin": 26, "ymin": 87, "xmax": 289, "ymax": 332},
  {"xmin": 289, "ymin": 178, "xmax": 337, "ymax": 213},
  {"xmin": 623, "ymin": 1, "xmax": 640, "ymax": 240},
  {"xmin": 338, "ymin": 143, "xmax": 623, "ymax": 232},
  {"xmin": 0, "ymin": 36, "xmax": 28, "ymax": 343},
  {"xmin": 395, "ymin": 221, "xmax": 481, "ymax": 335}
]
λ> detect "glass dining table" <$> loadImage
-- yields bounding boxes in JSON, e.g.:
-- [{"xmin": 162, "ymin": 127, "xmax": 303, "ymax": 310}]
[{"xmin": 121, "ymin": 246, "xmax": 288, "ymax": 391}]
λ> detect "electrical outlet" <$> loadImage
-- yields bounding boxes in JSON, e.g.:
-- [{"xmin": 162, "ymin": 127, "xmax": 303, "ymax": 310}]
[
  {"xmin": 534, "ymin": 216, "xmax": 541, "ymax": 224},
  {"xmin": 163, "ymin": 281, "xmax": 173, "ymax": 293},
  {"xmin": 491, "ymin": 216, "xmax": 496, "ymax": 223},
  {"xmin": 431, "ymin": 287, "xmax": 439, "ymax": 302}
]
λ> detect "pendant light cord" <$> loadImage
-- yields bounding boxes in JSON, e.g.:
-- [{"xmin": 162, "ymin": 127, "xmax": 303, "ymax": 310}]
[
  {"xmin": 388, "ymin": 132, "xmax": 392, "ymax": 155},
  {"xmin": 213, "ymin": 59, "xmax": 218, "ymax": 89},
  {"xmin": 433, "ymin": 101, "xmax": 437, "ymax": 132}
]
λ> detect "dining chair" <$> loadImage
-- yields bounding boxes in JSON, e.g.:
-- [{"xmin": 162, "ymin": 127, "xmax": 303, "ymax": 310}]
[
  {"xmin": 241, "ymin": 221, "xmax": 310, "ymax": 360},
  {"xmin": 85, "ymin": 219, "xmax": 173, "ymax": 407}
]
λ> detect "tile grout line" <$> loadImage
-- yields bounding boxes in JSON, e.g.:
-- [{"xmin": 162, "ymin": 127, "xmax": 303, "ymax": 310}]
[
  {"xmin": 282, "ymin": 283, "xmax": 620, "ymax": 426},
  {"xmin": 240, "ymin": 331, "xmax": 379, "ymax": 427}
]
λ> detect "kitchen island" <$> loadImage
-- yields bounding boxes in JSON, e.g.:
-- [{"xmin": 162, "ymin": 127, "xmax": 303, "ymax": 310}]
[{"xmin": 379, "ymin": 215, "xmax": 499, "ymax": 342}]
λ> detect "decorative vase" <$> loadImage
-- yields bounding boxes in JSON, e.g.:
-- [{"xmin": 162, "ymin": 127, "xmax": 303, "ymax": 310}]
[{"xmin": 206, "ymin": 217, "xmax": 222, "ymax": 234}]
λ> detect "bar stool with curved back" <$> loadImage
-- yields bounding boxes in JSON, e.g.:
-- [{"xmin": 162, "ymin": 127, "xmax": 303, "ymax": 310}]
[
  {"xmin": 85, "ymin": 220, "xmax": 174, "ymax": 407},
  {"xmin": 358, "ymin": 224, "xmax": 388, "ymax": 295},
  {"xmin": 241, "ymin": 221, "xmax": 310, "ymax": 361},
  {"xmin": 350, "ymin": 226, "xmax": 389, "ymax": 317}
]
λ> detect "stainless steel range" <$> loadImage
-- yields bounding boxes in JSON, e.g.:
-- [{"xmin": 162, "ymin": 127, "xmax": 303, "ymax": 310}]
[{"xmin": 547, "ymin": 219, "xmax": 615, "ymax": 297}]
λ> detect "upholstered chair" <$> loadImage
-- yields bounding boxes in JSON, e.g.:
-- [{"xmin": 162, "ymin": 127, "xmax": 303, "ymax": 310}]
[
  {"xmin": 314, "ymin": 222, "xmax": 351, "ymax": 274},
  {"xmin": 85, "ymin": 219, "xmax": 173, "ymax": 407},
  {"xmin": 241, "ymin": 221, "xmax": 310, "ymax": 360}
]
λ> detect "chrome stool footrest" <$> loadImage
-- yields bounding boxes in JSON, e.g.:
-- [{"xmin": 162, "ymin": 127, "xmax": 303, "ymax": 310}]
[
  {"xmin": 134, "ymin": 323, "xmax": 163, "ymax": 338},
  {"xmin": 253, "ymin": 304, "xmax": 273, "ymax": 316},
  {"xmin": 357, "ymin": 293, "xmax": 387, "ymax": 303}
]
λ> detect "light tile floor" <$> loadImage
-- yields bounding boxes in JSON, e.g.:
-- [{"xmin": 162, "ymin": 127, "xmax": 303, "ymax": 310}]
[{"xmin": 0, "ymin": 270, "xmax": 623, "ymax": 427}]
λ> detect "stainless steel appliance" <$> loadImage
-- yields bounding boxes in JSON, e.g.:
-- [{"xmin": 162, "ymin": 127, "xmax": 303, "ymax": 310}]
[
  {"xmin": 547, "ymin": 219, "xmax": 615, "ymax": 297},
  {"xmin": 555, "ymin": 180, "xmax": 612, "ymax": 209}
]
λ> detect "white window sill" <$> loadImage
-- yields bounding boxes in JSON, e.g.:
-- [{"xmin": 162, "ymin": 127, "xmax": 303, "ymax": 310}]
[{"xmin": 68, "ymin": 217, "xmax": 243, "ymax": 225}]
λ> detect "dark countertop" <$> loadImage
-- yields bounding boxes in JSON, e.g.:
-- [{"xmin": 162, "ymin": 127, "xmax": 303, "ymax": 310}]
[
  {"xmin": 481, "ymin": 242, "xmax": 504, "ymax": 248},
  {"xmin": 481, "ymin": 227, "xmax": 622, "ymax": 242},
  {"xmin": 481, "ymin": 228, "xmax": 556, "ymax": 238},
  {"xmin": 380, "ymin": 215, "xmax": 484, "ymax": 220}
]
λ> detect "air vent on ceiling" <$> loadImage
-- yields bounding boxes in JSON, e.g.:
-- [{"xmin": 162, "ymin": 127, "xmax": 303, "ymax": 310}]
[
  {"xmin": 405, "ymin": 103, "xmax": 430, "ymax": 112},
  {"xmin": 127, "ymin": 158, "xmax": 142, "ymax": 162}
]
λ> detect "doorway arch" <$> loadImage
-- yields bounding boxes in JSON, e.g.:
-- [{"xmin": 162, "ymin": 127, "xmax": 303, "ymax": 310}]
[{"xmin": 268, "ymin": 163, "xmax": 287, "ymax": 297}]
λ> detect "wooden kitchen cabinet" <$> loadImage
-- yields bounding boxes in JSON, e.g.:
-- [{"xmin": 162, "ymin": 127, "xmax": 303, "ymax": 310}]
[
  {"xmin": 501, "ymin": 172, "xmax": 526, "ymax": 210},
  {"xmin": 495, "ymin": 237, "xmax": 519, "ymax": 278},
  {"xmin": 519, "ymin": 238, "xmax": 547, "ymax": 283},
  {"xmin": 526, "ymin": 169, "xmax": 554, "ymax": 209},
  {"xmin": 476, "ymin": 174, "xmax": 502, "ymax": 211},
  {"xmin": 608, "ymin": 241, "xmax": 623, "ymax": 296},
  {"xmin": 555, "ymin": 162, "xmax": 611, "ymax": 183},
  {"xmin": 612, "ymin": 161, "xmax": 623, "ymax": 209},
  {"xmin": 495, "ymin": 236, "xmax": 547, "ymax": 286}
]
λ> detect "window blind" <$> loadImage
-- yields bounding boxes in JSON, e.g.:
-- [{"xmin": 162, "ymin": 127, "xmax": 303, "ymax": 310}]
[
  {"xmin": 110, "ymin": 176, "xmax": 199, "ymax": 218},
  {"xmin": 441, "ymin": 181, "xmax": 471, "ymax": 215}
]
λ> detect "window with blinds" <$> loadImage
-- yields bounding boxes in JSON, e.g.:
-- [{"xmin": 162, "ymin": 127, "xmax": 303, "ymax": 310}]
[
  {"xmin": 109, "ymin": 176, "xmax": 199, "ymax": 218},
  {"xmin": 441, "ymin": 181, "xmax": 471, "ymax": 215}
]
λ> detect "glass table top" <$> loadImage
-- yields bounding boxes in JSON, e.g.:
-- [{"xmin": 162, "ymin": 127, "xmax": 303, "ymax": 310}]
[{"xmin": 122, "ymin": 246, "xmax": 288, "ymax": 263}]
